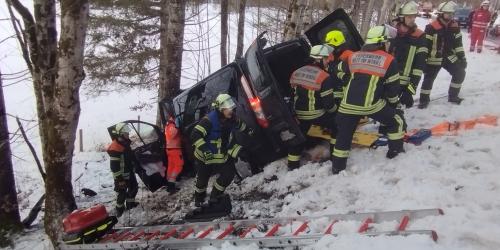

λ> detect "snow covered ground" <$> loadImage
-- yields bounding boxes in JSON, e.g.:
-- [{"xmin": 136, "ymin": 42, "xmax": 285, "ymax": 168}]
[{"xmin": 2, "ymin": 7, "xmax": 500, "ymax": 250}]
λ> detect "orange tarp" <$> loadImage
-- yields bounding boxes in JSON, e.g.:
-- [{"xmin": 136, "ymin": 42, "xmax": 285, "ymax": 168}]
[{"xmin": 430, "ymin": 115, "xmax": 498, "ymax": 136}]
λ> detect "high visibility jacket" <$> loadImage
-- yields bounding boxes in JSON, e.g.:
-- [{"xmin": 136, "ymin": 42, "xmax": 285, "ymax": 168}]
[
  {"xmin": 290, "ymin": 64, "xmax": 340, "ymax": 120},
  {"xmin": 389, "ymin": 24, "xmax": 428, "ymax": 95},
  {"xmin": 472, "ymin": 8, "xmax": 491, "ymax": 30},
  {"xmin": 107, "ymin": 140, "xmax": 135, "ymax": 180},
  {"xmin": 191, "ymin": 110, "xmax": 248, "ymax": 164},
  {"xmin": 425, "ymin": 18, "xmax": 465, "ymax": 66},
  {"xmin": 327, "ymin": 49, "xmax": 354, "ymax": 98},
  {"xmin": 337, "ymin": 48, "xmax": 401, "ymax": 115},
  {"xmin": 165, "ymin": 118, "xmax": 182, "ymax": 149}
]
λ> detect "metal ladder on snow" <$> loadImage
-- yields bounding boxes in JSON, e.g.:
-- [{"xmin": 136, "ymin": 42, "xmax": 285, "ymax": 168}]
[{"xmin": 60, "ymin": 208, "xmax": 444, "ymax": 249}]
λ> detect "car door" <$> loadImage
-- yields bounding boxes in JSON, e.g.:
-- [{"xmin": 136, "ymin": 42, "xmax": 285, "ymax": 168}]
[
  {"xmin": 107, "ymin": 121, "xmax": 167, "ymax": 192},
  {"xmin": 305, "ymin": 8, "xmax": 364, "ymax": 50},
  {"xmin": 243, "ymin": 33, "xmax": 305, "ymax": 147}
]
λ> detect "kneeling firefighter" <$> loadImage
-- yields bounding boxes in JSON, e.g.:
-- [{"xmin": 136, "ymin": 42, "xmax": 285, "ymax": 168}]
[
  {"xmin": 107, "ymin": 123, "xmax": 139, "ymax": 217},
  {"xmin": 288, "ymin": 44, "xmax": 341, "ymax": 170},
  {"xmin": 187, "ymin": 94, "xmax": 253, "ymax": 219},
  {"xmin": 332, "ymin": 25, "xmax": 406, "ymax": 174}
]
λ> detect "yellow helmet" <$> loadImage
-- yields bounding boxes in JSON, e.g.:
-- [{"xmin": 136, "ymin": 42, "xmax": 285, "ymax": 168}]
[
  {"xmin": 324, "ymin": 30, "xmax": 346, "ymax": 47},
  {"xmin": 113, "ymin": 122, "xmax": 131, "ymax": 136},
  {"xmin": 365, "ymin": 25, "xmax": 397, "ymax": 45}
]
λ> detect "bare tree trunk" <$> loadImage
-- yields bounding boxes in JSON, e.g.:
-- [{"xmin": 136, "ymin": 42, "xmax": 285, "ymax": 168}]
[
  {"xmin": 8, "ymin": 0, "xmax": 89, "ymax": 245},
  {"xmin": 158, "ymin": 0, "xmax": 170, "ymax": 125},
  {"xmin": 299, "ymin": 0, "xmax": 313, "ymax": 36},
  {"xmin": 0, "ymin": 68, "xmax": 22, "ymax": 246},
  {"xmin": 158, "ymin": 0, "xmax": 186, "ymax": 124},
  {"xmin": 360, "ymin": 0, "xmax": 376, "ymax": 38},
  {"xmin": 283, "ymin": 0, "xmax": 308, "ymax": 41},
  {"xmin": 378, "ymin": 0, "xmax": 392, "ymax": 24},
  {"xmin": 351, "ymin": 0, "xmax": 361, "ymax": 28},
  {"xmin": 220, "ymin": 0, "xmax": 228, "ymax": 66},
  {"xmin": 235, "ymin": 0, "xmax": 247, "ymax": 59}
]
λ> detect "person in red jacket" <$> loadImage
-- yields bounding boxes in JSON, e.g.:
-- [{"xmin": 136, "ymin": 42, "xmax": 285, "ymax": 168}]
[
  {"xmin": 470, "ymin": 1, "xmax": 492, "ymax": 53},
  {"xmin": 164, "ymin": 107, "xmax": 183, "ymax": 193}
]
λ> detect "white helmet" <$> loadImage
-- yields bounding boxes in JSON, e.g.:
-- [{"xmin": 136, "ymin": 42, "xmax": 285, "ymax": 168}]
[
  {"xmin": 481, "ymin": 1, "xmax": 490, "ymax": 6},
  {"xmin": 437, "ymin": 1, "xmax": 457, "ymax": 13},
  {"xmin": 309, "ymin": 44, "xmax": 333, "ymax": 59},
  {"xmin": 400, "ymin": 1, "xmax": 419, "ymax": 16},
  {"xmin": 114, "ymin": 122, "xmax": 131, "ymax": 136}
]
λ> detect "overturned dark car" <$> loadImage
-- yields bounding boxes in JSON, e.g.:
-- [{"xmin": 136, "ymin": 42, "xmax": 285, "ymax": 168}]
[{"xmin": 108, "ymin": 9, "xmax": 364, "ymax": 188}]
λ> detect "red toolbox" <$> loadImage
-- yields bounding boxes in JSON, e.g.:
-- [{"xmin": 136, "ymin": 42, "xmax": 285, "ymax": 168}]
[{"xmin": 63, "ymin": 204, "xmax": 109, "ymax": 234}]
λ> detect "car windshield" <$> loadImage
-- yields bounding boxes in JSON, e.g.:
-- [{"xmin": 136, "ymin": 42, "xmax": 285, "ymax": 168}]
[{"xmin": 455, "ymin": 9, "xmax": 471, "ymax": 16}]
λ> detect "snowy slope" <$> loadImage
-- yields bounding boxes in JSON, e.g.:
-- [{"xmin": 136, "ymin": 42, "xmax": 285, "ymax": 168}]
[{"xmin": 3, "ymin": 12, "xmax": 500, "ymax": 250}]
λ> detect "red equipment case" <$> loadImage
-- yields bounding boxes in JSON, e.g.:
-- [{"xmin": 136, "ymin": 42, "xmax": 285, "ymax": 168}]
[{"xmin": 63, "ymin": 204, "xmax": 109, "ymax": 234}]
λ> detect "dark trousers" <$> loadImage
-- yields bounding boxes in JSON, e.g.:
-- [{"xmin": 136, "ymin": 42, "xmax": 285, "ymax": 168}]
[
  {"xmin": 420, "ymin": 60, "xmax": 466, "ymax": 103},
  {"xmin": 194, "ymin": 159, "xmax": 236, "ymax": 203},
  {"xmin": 332, "ymin": 105, "xmax": 404, "ymax": 172},
  {"xmin": 288, "ymin": 112, "xmax": 337, "ymax": 170},
  {"xmin": 115, "ymin": 173, "xmax": 138, "ymax": 208}
]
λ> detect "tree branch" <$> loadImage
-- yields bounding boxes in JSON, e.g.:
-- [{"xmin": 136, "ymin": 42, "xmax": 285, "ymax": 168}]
[
  {"xmin": 6, "ymin": 0, "xmax": 34, "ymax": 74},
  {"xmin": 15, "ymin": 117, "xmax": 46, "ymax": 182}
]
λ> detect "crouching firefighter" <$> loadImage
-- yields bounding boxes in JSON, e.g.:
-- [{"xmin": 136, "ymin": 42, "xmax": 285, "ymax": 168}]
[
  {"xmin": 188, "ymin": 94, "xmax": 253, "ymax": 219},
  {"xmin": 107, "ymin": 122, "xmax": 139, "ymax": 217},
  {"xmin": 288, "ymin": 44, "xmax": 341, "ymax": 170},
  {"xmin": 332, "ymin": 25, "xmax": 405, "ymax": 174}
]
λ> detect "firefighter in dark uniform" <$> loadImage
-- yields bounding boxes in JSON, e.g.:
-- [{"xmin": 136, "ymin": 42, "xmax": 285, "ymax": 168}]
[
  {"xmin": 419, "ymin": 1, "xmax": 467, "ymax": 109},
  {"xmin": 332, "ymin": 25, "xmax": 405, "ymax": 174},
  {"xmin": 389, "ymin": 1, "xmax": 428, "ymax": 108},
  {"xmin": 107, "ymin": 122, "xmax": 139, "ymax": 217},
  {"xmin": 190, "ymin": 94, "xmax": 252, "ymax": 207},
  {"xmin": 288, "ymin": 44, "xmax": 341, "ymax": 170}
]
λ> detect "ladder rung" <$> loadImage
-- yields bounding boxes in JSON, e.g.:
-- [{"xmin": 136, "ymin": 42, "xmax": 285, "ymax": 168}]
[
  {"xmin": 113, "ymin": 230, "xmax": 133, "ymax": 242},
  {"xmin": 265, "ymin": 224, "xmax": 280, "ymax": 237},
  {"xmin": 324, "ymin": 220, "xmax": 338, "ymax": 234},
  {"xmin": 293, "ymin": 222, "xmax": 308, "ymax": 236},
  {"xmin": 397, "ymin": 215, "xmax": 410, "ymax": 231},
  {"xmin": 217, "ymin": 224, "xmax": 235, "ymax": 239},
  {"xmin": 129, "ymin": 230, "xmax": 145, "ymax": 241},
  {"xmin": 240, "ymin": 224, "xmax": 257, "ymax": 238},
  {"xmin": 178, "ymin": 228, "xmax": 194, "ymax": 239},
  {"xmin": 99, "ymin": 230, "xmax": 121, "ymax": 243},
  {"xmin": 197, "ymin": 227, "xmax": 214, "ymax": 239},
  {"xmin": 358, "ymin": 218, "xmax": 373, "ymax": 233},
  {"xmin": 160, "ymin": 228, "xmax": 178, "ymax": 240},
  {"xmin": 144, "ymin": 230, "xmax": 160, "ymax": 241}
]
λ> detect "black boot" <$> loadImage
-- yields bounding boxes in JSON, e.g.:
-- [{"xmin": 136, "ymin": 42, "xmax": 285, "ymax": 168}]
[
  {"xmin": 448, "ymin": 86, "xmax": 463, "ymax": 105},
  {"xmin": 288, "ymin": 162, "xmax": 300, "ymax": 171},
  {"xmin": 448, "ymin": 96, "xmax": 463, "ymax": 105},
  {"xmin": 418, "ymin": 94, "xmax": 430, "ymax": 109},
  {"xmin": 125, "ymin": 201, "xmax": 139, "ymax": 210},
  {"xmin": 194, "ymin": 191, "xmax": 206, "ymax": 207},
  {"xmin": 331, "ymin": 157, "xmax": 347, "ymax": 175},
  {"xmin": 166, "ymin": 181, "xmax": 179, "ymax": 194},
  {"xmin": 386, "ymin": 139, "xmax": 404, "ymax": 159},
  {"xmin": 116, "ymin": 206, "xmax": 125, "ymax": 217}
]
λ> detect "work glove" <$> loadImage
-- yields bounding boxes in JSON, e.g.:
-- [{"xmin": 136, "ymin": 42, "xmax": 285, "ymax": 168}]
[
  {"xmin": 399, "ymin": 91, "xmax": 414, "ymax": 108},
  {"xmin": 203, "ymin": 151, "xmax": 214, "ymax": 161},
  {"xmin": 114, "ymin": 177, "xmax": 127, "ymax": 192}
]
